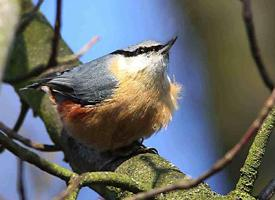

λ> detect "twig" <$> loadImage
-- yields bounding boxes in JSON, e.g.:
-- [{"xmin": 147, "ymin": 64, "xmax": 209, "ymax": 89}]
[
  {"xmin": 12, "ymin": 101, "xmax": 29, "ymax": 132},
  {"xmin": 0, "ymin": 122, "xmax": 61, "ymax": 152},
  {"xmin": 0, "ymin": 131, "xmax": 146, "ymax": 199},
  {"xmin": 12, "ymin": 102, "xmax": 29, "ymax": 200},
  {"xmin": 58, "ymin": 36, "xmax": 100, "ymax": 65},
  {"xmin": 0, "ymin": 130, "xmax": 73, "ymax": 181},
  {"xmin": 4, "ymin": 35, "xmax": 99, "ymax": 85},
  {"xmin": 55, "ymin": 176, "xmax": 81, "ymax": 200},
  {"xmin": 17, "ymin": 159, "xmax": 26, "ymax": 200},
  {"xmin": 258, "ymin": 179, "xmax": 275, "ymax": 200},
  {"xmin": 127, "ymin": 90, "xmax": 275, "ymax": 200},
  {"xmin": 47, "ymin": 0, "xmax": 62, "ymax": 67},
  {"xmin": 240, "ymin": 0, "xmax": 274, "ymax": 91},
  {"xmin": 16, "ymin": 0, "xmax": 44, "ymax": 34},
  {"xmin": 55, "ymin": 172, "xmax": 146, "ymax": 200}
]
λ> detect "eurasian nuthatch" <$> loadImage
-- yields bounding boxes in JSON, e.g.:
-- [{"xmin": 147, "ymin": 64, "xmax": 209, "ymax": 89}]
[{"xmin": 25, "ymin": 37, "xmax": 181, "ymax": 152}]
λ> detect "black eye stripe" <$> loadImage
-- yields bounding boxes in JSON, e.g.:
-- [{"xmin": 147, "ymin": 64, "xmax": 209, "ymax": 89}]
[{"xmin": 111, "ymin": 45, "xmax": 163, "ymax": 57}]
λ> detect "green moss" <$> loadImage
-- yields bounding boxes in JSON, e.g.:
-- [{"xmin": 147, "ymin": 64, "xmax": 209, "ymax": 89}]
[
  {"xmin": 0, "ymin": 0, "xmax": 19, "ymax": 82},
  {"xmin": 235, "ymin": 108, "xmax": 275, "ymax": 195},
  {"xmin": 116, "ymin": 153, "xmax": 218, "ymax": 199}
]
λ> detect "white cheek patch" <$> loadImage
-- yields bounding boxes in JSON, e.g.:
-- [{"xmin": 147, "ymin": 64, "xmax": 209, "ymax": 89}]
[{"xmin": 117, "ymin": 55, "xmax": 148, "ymax": 73}]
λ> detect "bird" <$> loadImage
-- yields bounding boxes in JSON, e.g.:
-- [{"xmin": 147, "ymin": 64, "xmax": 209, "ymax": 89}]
[{"xmin": 23, "ymin": 37, "xmax": 181, "ymax": 152}]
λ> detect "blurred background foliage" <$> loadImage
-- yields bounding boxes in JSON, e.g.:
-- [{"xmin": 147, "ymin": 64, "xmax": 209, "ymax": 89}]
[
  {"xmin": 0, "ymin": 0, "xmax": 274, "ymax": 199},
  {"xmin": 181, "ymin": 0, "xmax": 275, "ymax": 194}
]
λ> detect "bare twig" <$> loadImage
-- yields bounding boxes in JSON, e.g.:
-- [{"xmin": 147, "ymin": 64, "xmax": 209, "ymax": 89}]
[
  {"xmin": 12, "ymin": 101, "xmax": 29, "ymax": 132},
  {"xmin": 16, "ymin": 0, "xmax": 44, "ymax": 34},
  {"xmin": 17, "ymin": 160, "xmax": 26, "ymax": 200},
  {"xmin": 0, "ymin": 122, "xmax": 61, "ymax": 152},
  {"xmin": 55, "ymin": 176, "xmax": 81, "ymax": 200},
  {"xmin": 0, "ymin": 131, "xmax": 146, "ymax": 199},
  {"xmin": 12, "ymin": 102, "xmax": 29, "ymax": 200},
  {"xmin": 127, "ymin": 90, "xmax": 275, "ymax": 200},
  {"xmin": 0, "ymin": 130, "xmax": 73, "ymax": 181},
  {"xmin": 58, "ymin": 36, "xmax": 100, "ymax": 65},
  {"xmin": 4, "ymin": 35, "xmax": 99, "ymax": 85},
  {"xmin": 240, "ymin": 0, "xmax": 274, "ymax": 91},
  {"xmin": 47, "ymin": 0, "xmax": 62, "ymax": 67},
  {"xmin": 258, "ymin": 179, "xmax": 275, "ymax": 200}
]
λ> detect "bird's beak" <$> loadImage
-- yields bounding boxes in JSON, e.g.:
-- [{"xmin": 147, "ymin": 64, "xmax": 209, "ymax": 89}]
[{"xmin": 160, "ymin": 36, "xmax": 177, "ymax": 54}]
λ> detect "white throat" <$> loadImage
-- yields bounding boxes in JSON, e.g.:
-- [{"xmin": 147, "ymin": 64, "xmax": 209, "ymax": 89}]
[{"xmin": 117, "ymin": 54, "xmax": 166, "ymax": 74}]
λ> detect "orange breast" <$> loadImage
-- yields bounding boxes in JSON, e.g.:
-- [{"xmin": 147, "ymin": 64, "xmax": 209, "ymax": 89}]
[{"xmin": 57, "ymin": 69, "xmax": 181, "ymax": 151}]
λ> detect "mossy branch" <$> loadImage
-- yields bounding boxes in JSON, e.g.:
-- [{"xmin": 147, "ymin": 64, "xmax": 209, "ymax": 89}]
[
  {"xmin": 0, "ymin": 129, "xmax": 73, "ymax": 181},
  {"xmin": 0, "ymin": 0, "xmax": 20, "ymax": 82},
  {"xmin": 235, "ymin": 108, "xmax": 275, "ymax": 193},
  {"xmin": 0, "ymin": 129, "xmax": 147, "ymax": 199}
]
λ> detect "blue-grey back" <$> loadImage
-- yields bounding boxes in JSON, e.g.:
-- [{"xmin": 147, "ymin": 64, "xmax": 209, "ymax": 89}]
[{"xmin": 47, "ymin": 55, "xmax": 119, "ymax": 105}]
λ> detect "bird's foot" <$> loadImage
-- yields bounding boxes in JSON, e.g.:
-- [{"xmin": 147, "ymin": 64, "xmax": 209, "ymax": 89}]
[{"xmin": 131, "ymin": 139, "xmax": 158, "ymax": 155}]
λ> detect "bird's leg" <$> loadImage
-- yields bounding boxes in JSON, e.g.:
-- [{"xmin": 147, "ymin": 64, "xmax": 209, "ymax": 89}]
[
  {"xmin": 132, "ymin": 138, "xmax": 159, "ymax": 155},
  {"xmin": 99, "ymin": 139, "xmax": 158, "ymax": 170}
]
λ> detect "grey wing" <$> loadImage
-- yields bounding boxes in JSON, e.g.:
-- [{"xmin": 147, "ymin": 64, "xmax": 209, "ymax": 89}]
[{"xmin": 46, "ymin": 56, "xmax": 119, "ymax": 105}]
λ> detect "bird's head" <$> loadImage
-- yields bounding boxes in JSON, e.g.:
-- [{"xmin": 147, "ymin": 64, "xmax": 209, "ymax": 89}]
[{"xmin": 110, "ymin": 37, "xmax": 177, "ymax": 75}]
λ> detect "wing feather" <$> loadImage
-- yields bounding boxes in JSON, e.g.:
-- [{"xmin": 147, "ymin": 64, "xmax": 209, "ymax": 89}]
[{"xmin": 43, "ymin": 56, "xmax": 118, "ymax": 105}]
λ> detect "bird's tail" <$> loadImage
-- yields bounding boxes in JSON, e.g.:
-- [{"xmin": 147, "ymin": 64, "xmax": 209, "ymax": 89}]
[{"xmin": 19, "ymin": 82, "xmax": 42, "ymax": 91}]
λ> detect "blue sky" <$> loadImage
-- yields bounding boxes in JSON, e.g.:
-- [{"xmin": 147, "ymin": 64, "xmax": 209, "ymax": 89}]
[{"xmin": 0, "ymin": 1, "xmax": 230, "ymax": 199}]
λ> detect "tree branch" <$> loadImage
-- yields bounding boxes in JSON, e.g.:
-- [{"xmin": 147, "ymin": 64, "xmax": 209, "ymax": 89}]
[
  {"xmin": 258, "ymin": 179, "xmax": 275, "ymax": 200},
  {"xmin": 16, "ymin": 0, "xmax": 44, "ymax": 34},
  {"xmin": 0, "ymin": 0, "xmax": 20, "ymax": 82},
  {"xmin": 0, "ymin": 122, "xmax": 61, "ymax": 152},
  {"xmin": 240, "ymin": 0, "xmax": 274, "ymax": 91},
  {"xmin": 3, "ymin": 35, "xmax": 99, "ymax": 85},
  {"xmin": 0, "ymin": 130, "xmax": 74, "ymax": 181},
  {"xmin": 235, "ymin": 107, "xmax": 275, "ymax": 193},
  {"xmin": 12, "ymin": 101, "xmax": 29, "ymax": 200},
  {"xmin": 17, "ymin": 159, "xmax": 26, "ymax": 200},
  {"xmin": 55, "ymin": 172, "xmax": 146, "ymax": 200},
  {"xmin": 0, "ymin": 129, "xmax": 147, "ymax": 199},
  {"xmin": 12, "ymin": 101, "xmax": 29, "ymax": 132},
  {"xmin": 47, "ymin": 0, "xmax": 62, "ymax": 67},
  {"xmin": 128, "ymin": 90, "xmax": 275, "ymax": 200},
  {"xmin": 57, "ymin": 36, "xmax": 99, "ymax": 65}
]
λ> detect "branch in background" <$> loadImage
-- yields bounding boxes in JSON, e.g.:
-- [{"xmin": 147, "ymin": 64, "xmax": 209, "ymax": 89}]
[
  {"xmin": 235, "ymin": 107, "xmax": 275, "ymax": 194},
  {"xmin": 16, "ymin": 0, "xmax": 44, "ymax": 34},
  {"xmin": 55, "ymin": 172, "xmax": 146, "ymax": 200},
  {"xmin": 0, "ymin": 130, "xmax": 73, "ymax": 181},
  {"xmin": 0, "ymin": 0, "xmax": 20, "ymax": 82},
  {"xmin": 0, "ymin": 122, "xmax": 61, "ymax": 152},
  {"xmin": 0, "ymin": 145, "xmax": 4, "ymax": 153},
  {"xmin": 17, "ymin": 160, "xmax": 26, "ymax": 200},
  {"xmin": 128, "ymin": 90, "xmax": 275, "ymax": 200},
  {"xmin": 235, "ymin": 104, "xmax": 275, "ymax": 194},
  {"xmin": 12, "ymin": 101, "xmax": 29, "ymax": 132},
  {"xmin": 240, "ymin": 0, "xmax": 274, "ymax": 91},
  {"xmin": 6, "ymin": 0, "xmax": 63, "ymax": 85},
  {"xmin": 12, "ymin": 102, "xmax": 29, "ymax": 200},
  {"xmin": 47, "ymin": 0, "xmax": 62, "ymax": 67},
  {"xmin": 258, "ymin": 179, "xmax": 275, "ymax": 200},
  {"xmin": 57, "ymin": 36, "xmax": 100, "ymax": 65},
  {"xmin": 0, "ymin": 130, "xmax": 146, "ymax": 199},
  {"xmin": 3, "ymin": 35, "xmax": 99, "ymax": 85}
]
